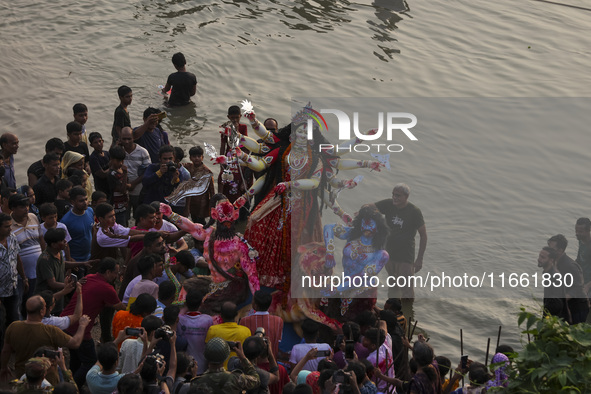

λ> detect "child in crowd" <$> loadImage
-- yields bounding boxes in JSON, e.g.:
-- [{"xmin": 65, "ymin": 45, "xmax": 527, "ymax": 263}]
[
  {"xmin": 68, "ymin": 170, "xmax": 89, "ymax": 192},
  {"xmin": 91, "ymin": 191, "xmax": 108, "ymax": 210},
  {"xmin": 91, "ymin": 203, "xmax": 145, "ymax": 262},
  {"xmin": 111, "ymin": 85, "xmax": 132, "ymax": 147},
  {"xmin": 184, "ymin": 146, "xmax": 214, "ymax": 224},
  {"xmin": 72, "ymin": 103, "xmax": 89, "ymax": 145},
  {"xmin": 384, "ymin": 298, "xmax": 408, "ymax": 334},
  {"xmin": 54, "ymin": 179, "xmax": 73, "ymax": 221},
  {"xmin": 107, "ymin": 146, "xmax": 130, "ymax": 226},
  {"xmin": 64, "ymin": 121, "xmax": 90, "ymax": 171},
  {"xmin": 18, "ymin": 185, "xmax": 39, "ymax": 221},
  {"xmin": 39, "ymin": 202, "xmax": 72, "ymax": 261},
  {"xmin": 0, "ymin": 187, "xmax": 16, "ymax": 214},
  {"xmin": 161, "ymin": 52, "xmax": 197, "ymax": 107},
  {"xmin": 88, "ymin": 132, "xmax": 110, "ymax": 194}
]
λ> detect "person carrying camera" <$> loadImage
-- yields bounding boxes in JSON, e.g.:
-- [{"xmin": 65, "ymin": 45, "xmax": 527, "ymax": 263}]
[
  {"xmin": 242, "ymin": 334, "xmax": 280, "ymax": 394},
  {"xmin": 193, "ymin": 337, "xmax": 259, "ymax": 393},
  {"xmin": 142, "ymin": 145, "xmax": 188, "ymax": 204},
  {"xmin": 119, "ymin": 315, "xmax": 165, "ymax": 374}
]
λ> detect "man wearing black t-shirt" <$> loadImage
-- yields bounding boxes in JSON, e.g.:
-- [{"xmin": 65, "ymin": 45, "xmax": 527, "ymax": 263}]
[
  {"xmin": 162, "ymin": 52, "xmax": 197, "ymax": 107},
  {"xmin": 27, "ymin": 138, "xmax": 64, "ymax": 187},
  {"xmin": 373, "ymin": 183, "xmax": 427, "ymax": 299}
]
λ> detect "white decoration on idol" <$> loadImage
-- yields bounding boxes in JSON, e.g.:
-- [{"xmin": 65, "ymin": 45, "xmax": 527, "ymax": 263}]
[
  {"xmin": 203, "ymin": 142, "xmax": 218, "ymax": 160},
  {"xmin": 241, "ymin": 99, "xmax": 254, "ymax": 115}
]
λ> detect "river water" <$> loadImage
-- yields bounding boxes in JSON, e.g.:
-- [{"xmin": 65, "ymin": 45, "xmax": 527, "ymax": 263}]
[{"xmin": 2, "ymin": 0, "xmax": 591, "ymax": 362}]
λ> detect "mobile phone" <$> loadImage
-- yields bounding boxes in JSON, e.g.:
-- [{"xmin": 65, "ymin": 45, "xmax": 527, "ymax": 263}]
[
  {"xmin": 316, "ymin": 350, "xmax": 331, "ymax": 357},
  {"xmin": 345, "ymin": 340, "xmax": 356, "ymax": 359},
  {"xmin": 70, "ymin": 274, "xmax": 78, "ymax": 284},
  {"xmin": 461, "ymin": 355, "xmax": 468, "ymax": 370},
  {"xmin": 126, "ymin": 327, "xmax": 143, "ymax": 336},
  {"xmin": 157, "ymin": 112, "xmax": 167, "ymax": 121}
]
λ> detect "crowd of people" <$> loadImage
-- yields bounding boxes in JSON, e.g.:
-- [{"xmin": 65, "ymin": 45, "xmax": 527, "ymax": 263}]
[{"xmin": 0, "ymin": 50, "xmax": 589, "ymax": 394}]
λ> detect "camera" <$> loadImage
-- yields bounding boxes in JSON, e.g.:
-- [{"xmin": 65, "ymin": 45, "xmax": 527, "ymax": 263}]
[
  {"xmin": 154, "ymin": 325, "xmax": 174, "ymax": 340},
  {"xmin": 333, "ymin": 369, "xmax": 350, "ymax": 384},
  {"xmin": 147, "ymin": 353, "xmax": 165, "ymax": 367},
  {"xmin": 126, "ymin": 327, "xmax": 143, "ymax": 336},
  {"xmin": 166, "ymin": 161, "xmax": 178, "ymax": 173},
  {"xmin": 43, "ymin": 349, "xmax": 59, "ymax": 359},
  {"xmin": 255, "ymin": 327, "xmax": 268, "ymax": 343},
  {"xmin": 226, "ymin": 341, "xmax": 239, "ymax": 350},
  {"xmin": 254, "ymin": 327, "xmax": 266, "ymax": 337}
]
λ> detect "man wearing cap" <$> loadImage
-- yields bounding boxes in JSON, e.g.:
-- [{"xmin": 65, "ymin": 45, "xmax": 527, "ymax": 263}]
[
  {"xmin": 194, "ymin": 337, "xmax": 259, "ymax": 393},
  {"xmin": 13, "ymin": 357, "xmax": 52, "ymax": 392}
]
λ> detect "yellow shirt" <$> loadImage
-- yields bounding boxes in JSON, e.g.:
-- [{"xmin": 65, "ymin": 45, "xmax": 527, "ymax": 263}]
[{"xmin": 205, "ymin": 322, "xmax": 252, "ymax": 368}]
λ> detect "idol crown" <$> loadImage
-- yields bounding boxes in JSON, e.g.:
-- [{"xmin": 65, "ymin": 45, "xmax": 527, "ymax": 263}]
[{"xmin": 291, "ymin": 102, "xmax": 315, "ymax": 125}]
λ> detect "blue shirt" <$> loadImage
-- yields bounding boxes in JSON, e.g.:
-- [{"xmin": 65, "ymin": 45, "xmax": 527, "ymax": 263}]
[
  {"xmin": 134, "ymin": 126, "xmax": 170, "ymax": 163},
  {"xmin": 61, "ymin": 208, "xmax": 94, "ymax": 261},
  {"xmin": 86, "ymin": 365, "xmax": 122, "ymax": 394},
  {"xmin": 142, "ymin": 163, "xmax": 188, "ymax": 204}
]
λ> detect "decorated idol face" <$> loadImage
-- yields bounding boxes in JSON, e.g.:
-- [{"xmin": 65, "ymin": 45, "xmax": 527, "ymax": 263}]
[
  {"xmin": 294, "ymin": 122, "xmax": 308, "ymax": 142},
  {"xmin": 211, "ymin": 201, "xmax": 239, "ymax": 225},
  {"xmin": 361, "ymin": 218, "xmax": 378, "ymax": 237}
]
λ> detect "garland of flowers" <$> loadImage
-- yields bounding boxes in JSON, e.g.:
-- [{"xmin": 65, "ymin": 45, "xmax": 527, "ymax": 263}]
[{"xmin": 280, "ymin": 143, "xmax": 292, "ymax": 295}]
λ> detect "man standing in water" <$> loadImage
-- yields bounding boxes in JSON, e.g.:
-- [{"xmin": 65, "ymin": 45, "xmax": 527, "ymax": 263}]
[
  {"xmin": 537, "ymin": 246, "xmax": 568, "ymax": 320},
  {"xmin": 161, "ymin": 52, "xmax": 197, "ymax": 107},
  {"xmin": 575, "ymin": 218, "xmax": 591, "ymax": 300},
  {"xmin": 547, "ymin": 234, "xmax": 589, "ymax": 324},
  {"xmin": 373, "ymin": 183, "xmax": 427, "ymax": 299}
]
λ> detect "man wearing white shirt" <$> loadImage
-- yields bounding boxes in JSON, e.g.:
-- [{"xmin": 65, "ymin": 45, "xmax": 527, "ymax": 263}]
[
  {"xmin": 289, "ymin": 319, "xmax": 332, "ymax": 372},
  {"xmin": 120, "ymin": 127, "xmax": 150, "ymax": 221},
  {"xmin": 39, "ymin": 281, "xmax": 82, "ymax": 330},
  {"xmin": 91, "ymin": 203, "xmax": 146, "ymax": 262}
]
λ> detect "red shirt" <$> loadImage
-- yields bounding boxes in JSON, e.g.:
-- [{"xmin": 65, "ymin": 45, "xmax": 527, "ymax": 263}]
[
  {"xmin": 61, "ymin": 273, "xmax": 120, "ymax": 339},
  {"xmin": 239, "ymin": 312, "xmax": 284, "ymax": 357},
  {"xmin": 128, "ymin": 226, "xmax": 149, "ymax": 259}
]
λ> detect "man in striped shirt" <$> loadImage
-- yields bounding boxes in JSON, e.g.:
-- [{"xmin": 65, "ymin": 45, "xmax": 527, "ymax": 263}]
[{"xmin": 239, "ymin": 291, "xmax": 284, "ymax": 357}]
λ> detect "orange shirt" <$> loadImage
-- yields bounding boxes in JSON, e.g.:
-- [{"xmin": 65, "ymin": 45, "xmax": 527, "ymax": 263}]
[{"xmin": 112, "ymin": 310, "xmax": 143, "ymax": 347}]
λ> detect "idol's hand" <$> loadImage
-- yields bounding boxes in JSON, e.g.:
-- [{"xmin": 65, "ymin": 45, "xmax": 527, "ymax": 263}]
[
  {"xmin": 325, "ymin": 254, "xmax": 336, "ymax": 269},
  {"xmin": 214, "ymin": 156, "xmax": 228, "ymax": 165},
  {"xmin": 234, "ymin": 196, "xmax": 246, "ymax": 209},
  {"xmin": 369, "ymin": 161, "xmax": 383, "ymax": 172},
  {"xmin": 342, "ymin": 213, "xmax": 353, "ymax": 226},
  {"xmin": 274, "ymin": 182, "xmax": 289, "ymax": 194}
]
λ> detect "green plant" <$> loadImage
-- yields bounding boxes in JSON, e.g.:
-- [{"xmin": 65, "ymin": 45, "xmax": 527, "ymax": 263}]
[{"xmin": 501, "ymin": 308, "xmax": 591, "ymax": 393}]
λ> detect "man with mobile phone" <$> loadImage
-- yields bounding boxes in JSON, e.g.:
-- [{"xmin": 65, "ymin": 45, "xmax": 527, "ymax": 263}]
[
  {"xmin": 288, "ymin": 319, "xmax": 332, "ymax": 372},
  {"xmin": 133, "ymin": 107, "xmax": 170, "ymax": 164}
]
